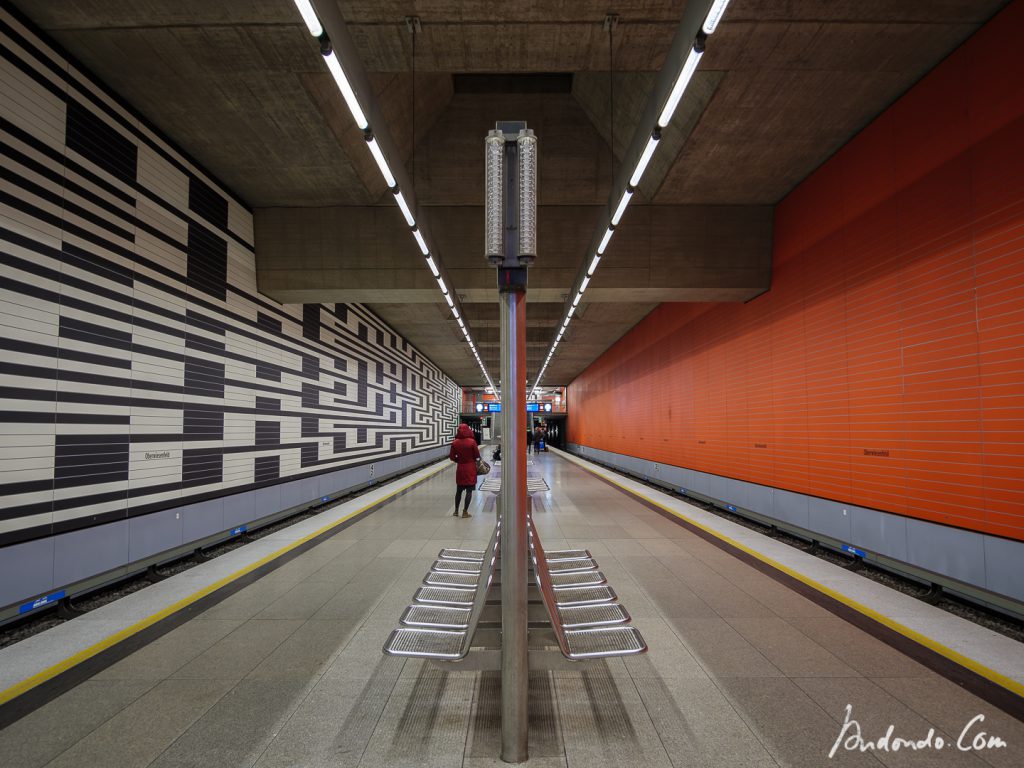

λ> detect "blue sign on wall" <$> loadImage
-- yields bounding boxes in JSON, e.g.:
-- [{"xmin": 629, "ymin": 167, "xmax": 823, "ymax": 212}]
[{"xmin": 19, "ymin": 590, "xmax": 66, "ymax": 614}]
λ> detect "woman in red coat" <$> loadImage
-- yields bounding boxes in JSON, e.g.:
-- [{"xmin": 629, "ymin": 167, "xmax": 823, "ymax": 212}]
[{"xmin": 449, "ymin": 423, "xmax": 481, "ymax": 517}]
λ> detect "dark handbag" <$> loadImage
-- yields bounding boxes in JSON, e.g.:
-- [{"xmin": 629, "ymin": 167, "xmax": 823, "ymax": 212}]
[{"xmin": 475, "ymin": 458, "xmax": 491, "ymax": 475}]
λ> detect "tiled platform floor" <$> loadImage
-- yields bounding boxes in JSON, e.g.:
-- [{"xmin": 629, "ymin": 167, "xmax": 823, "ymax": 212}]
[{"xmin": 1, "ymin": 452, "xmax": 1021, "ymax": 767}]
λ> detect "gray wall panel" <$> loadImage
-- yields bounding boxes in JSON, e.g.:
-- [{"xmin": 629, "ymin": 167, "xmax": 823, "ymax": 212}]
[
  {"xmin": 983, "ymin": 535, "xmax": 1024, "ymax": 603},
  {"xmin": 0, "ymin": 537, "xmax": 54, "ymax": 606},
  {"xmin": 748, "ymin": 483, "xmax": 773, "ymax": 516},
  {"xmin": 129, "ymin": 507, "xmax": 184, "ymax": 562},
  {"xmin": 691, "ymin": 471, "xmax": 711, "ymax": 497},
  {"xmin": 727, "ymin": 478, "xmax": 749, "ymax": 510},
  {"xmin": 182, "ymin": 498, "xmax": 224, "ymax": 541},
  {"xmin": 905, "ymin": 518, "xmax": 986, "ymax": 587},
  {"xmin": 772, "ymin": 489, "xmax": 809, "ymax": 529},
  {"xmin": 850, "ymin": 506, "xmax": 908, "ymax": 562},
  {"xmin": 223, "ymin": 491, "xmax": 255, "ymax": 530},
  {"xmin": 279, "ymin": 479, "xmax": 303, "ymax": 511},
  {"xmin": 255, "ymin": 486, "xmax": 282, "ymax": 517},
  {"xmin": 53, "ymin": 522, "xmax": 130, "ymax": 587},
  {"xmin": 808, "ymin": 497, "xmax": 852, "ymax": 543}
]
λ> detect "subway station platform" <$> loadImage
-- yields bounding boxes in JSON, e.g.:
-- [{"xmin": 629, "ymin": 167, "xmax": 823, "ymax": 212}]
[{"xmin": 1, "ymin": 451, "xmax": 1021, "ymax": 768}]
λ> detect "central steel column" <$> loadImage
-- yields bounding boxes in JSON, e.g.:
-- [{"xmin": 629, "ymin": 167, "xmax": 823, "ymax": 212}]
[
  {"xmin": 499, "ymin": 284, "xmax": 527, "ymax": 763},
  {"xmin": 486, "ymin": 123, "xmax": 535, "ymax": 763}
]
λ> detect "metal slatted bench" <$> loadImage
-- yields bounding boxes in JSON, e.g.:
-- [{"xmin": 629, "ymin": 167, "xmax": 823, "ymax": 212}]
[
  {"xmin": 528, "ymin": 517, "xmax": 646, "ymax": 660},
  {"xmin": 382, "ymin": 523, "xmax": 500, "ymax": 660}
]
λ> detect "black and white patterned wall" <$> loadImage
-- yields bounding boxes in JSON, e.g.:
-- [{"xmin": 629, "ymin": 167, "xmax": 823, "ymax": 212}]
[{"xmin": 0, "ymin": 7, "xmax": 460, "ymax": 551}]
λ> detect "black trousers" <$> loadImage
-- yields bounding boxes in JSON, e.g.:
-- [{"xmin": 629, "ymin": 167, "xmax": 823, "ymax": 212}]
[{"xmin": 455, "ymin": 483, "xmax": 474, "ymax": 511}]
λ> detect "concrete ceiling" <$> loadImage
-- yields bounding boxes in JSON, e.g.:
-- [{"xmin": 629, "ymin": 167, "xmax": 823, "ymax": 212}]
[{"xmin": 16, "ymin": 0, "xmax": 1009, "ymax": 390}]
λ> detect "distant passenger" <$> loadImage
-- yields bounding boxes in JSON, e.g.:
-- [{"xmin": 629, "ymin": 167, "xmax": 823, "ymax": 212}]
[
  {"xmin": 449, "ymin": 423, "xmax": 481, "ymax": 518},
  {"xmin": 533, "ymin": 426, "xmax": 543, "ymax": 454},
  {"xmin": 526, "ymin": 429, "xmax": 533, "ymax": 452}
]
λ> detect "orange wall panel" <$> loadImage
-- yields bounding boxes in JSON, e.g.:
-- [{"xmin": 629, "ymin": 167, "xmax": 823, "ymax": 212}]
[{"xmin": 569, "ymin": 2, "xmax": 1024, "ymax": 541}]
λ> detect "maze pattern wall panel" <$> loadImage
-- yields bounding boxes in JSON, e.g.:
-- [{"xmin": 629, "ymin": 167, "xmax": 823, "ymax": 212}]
[{"xmin": 0, "ymin": 8, "xmax": 460, "ymax": 547}]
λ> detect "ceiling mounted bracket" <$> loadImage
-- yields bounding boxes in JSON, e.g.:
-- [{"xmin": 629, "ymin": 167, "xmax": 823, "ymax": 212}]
[
  {"xmin": 405, "ymin": 16, "xmax": 421, "ymax": 34},
  {"xmin": 603, "ymin": 14, "xmax": 619, "ymax": 32}
]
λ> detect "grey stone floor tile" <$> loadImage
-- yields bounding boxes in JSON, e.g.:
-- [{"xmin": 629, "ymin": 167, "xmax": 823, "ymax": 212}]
[
  {"xmin": 554, "ymin": 672, "xmax": 674, "ymax": 768},
  {"xmin": 245, "ymin": 619, "xmax": 362, "ymax": 681},
  {"xmin": 93, "ymin": 619, "xmax": 243, "ymax": 682},
  {"xmin": 642, "ymin": 581, "xmax": 719, "ymax": 619},
  {"xmin": 793, "ymin": 677, "xmax": 993, "ymax": 768},
  {"xmin": 872, "ymin": 677, "xmax": 1024, "ymax": 768},
  {"xmin": 622, "ymin": 618, "xmax": 708, "ymax": 679},
  {"xmin": 195, "ymin": 579, "xmax": 296, "ymax": 621},
  {"xmin": 726, "ymin": 616, "xmax": 860, "ymax": 678},
  {"xmin": 357, "ymin": 672, "xmax": 476, "ymax": 768},
  {"xmin": 632, "ymin": 676, "xmax": 777, "ymax": 768},
  {"xmin": 322, "ymin": 625, "xmax": 407, "ymax": 681},
  {"xmin": 253, "ymin": 660, "xmax": 404, "ymax": 768},
  {"xmin": 666, "ymin": 617, "xmax": 784, "ymax": 678},
  {"xmin": 170, "ymin": 619, "xmax": 304, "ymax": 680},
  {"xmin": 715, "ymin": 676, "xmax": 887, "ymax": 768},
  {"xmin": 463, "ymin": 758, "xmax": 567, "ymax": 768},
  {"xmin": 465, "ymin": 671, "xmax": 564, "ymax": 759},
  {"xmin": 0, "ymin": 680, "xmax": 154, "ymax": 768},
  {"xmin": 638, "ymin": 538, "xmax": 693, "ymax": 557},
  {"xmin": 786, "ymin": 617, "xmax": 932, "ymax": 678},
  {"xmin": 148, "ymin": 679, "xmax": 311, "ymax": 768},
  {"xmin": 43, "ymin": 678, "xmax": 234, "ymax": 768},
  {"xmin": 728, "ymin": 574, "xmax": 835, "ymax": 618},
  {"xmin": 255, "ymin": 579, "xmax": 342, "ymax": 620}
]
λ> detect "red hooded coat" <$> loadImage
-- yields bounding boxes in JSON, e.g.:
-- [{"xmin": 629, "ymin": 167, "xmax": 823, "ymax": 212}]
[{"xmin": 450, "ymin": 423, "xmax": 481, "ymax": 486}]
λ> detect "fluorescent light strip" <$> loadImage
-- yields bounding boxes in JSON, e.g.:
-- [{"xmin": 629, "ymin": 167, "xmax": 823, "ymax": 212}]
[
  {"xmin": 437, "ymin": 276, "xmax": 447, "ymax": 294},
  {"xmin": 412, "ymin": 229, "xmax": 429, "ymax": 256},
  {"xmin": 366, "ymin": 136, "xmax": 396, "ymax": 188},
  {"xmin": 323, "ymin": 50, "xmax": 368, "ymax": 130},
  {"xmin": 572, "ymin": 293, "xmax": 582, "ymax": 307},
  {"xmin": 611, "ymin": 189, "xmax": 633, "ymax": 226},
  {"xmin": 451, "ymin": 305, "xmax": 459, "ymax": 319},
  {"xmin": 426, "ymin": 257, "xmax": 439, "ymax": 277},
  {"xmin": 581, "ymin": 275, "xmax": 591, "ymax": 292},
  {"xmin": 562, "ymin": 317, "xmax": 570, "ymax": 328},
  {"xmin": 658, "ymin": 45, "xmax": 703, "ymax": 128},
  {"xmin": 703, "ymin": 0, "xmax": 731, "ymax": 34},
  {"xmin": 291, "ymin": 0, "xmax": 323, "ymax": 38},
  {"xmin": 568, "ymin": 305, "xmax": 576, "ymax": 318},
  {"xmin": 588, "ymin": 255, "xmax": 601, "ymax": 276},
  {"xmin": 630, "ymin": 133, "xmax": 660, "ymax": 187},
  {"xmin": 457, "ymin": 317, "xmax": 465, "ymax": 329},
  {"xmin": 597, "ymin": 228, "xmax": 614, "ymax": 255},
  {"xmin": 445, "ymin": 293, "xmax": 454, "ymax": 308},
  {"xmin": 394, "ymin": 190, "xmax": 415, "ymax": 226}
]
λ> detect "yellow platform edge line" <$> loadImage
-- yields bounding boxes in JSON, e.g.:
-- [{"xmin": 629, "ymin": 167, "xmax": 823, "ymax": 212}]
[
  {"xmin": 0, "ymin": 461, "xmax": 449, "ymax": 707},
  {"xmin": 561, "ymin": 451, "xmax": 1024, "ymax": 700}
]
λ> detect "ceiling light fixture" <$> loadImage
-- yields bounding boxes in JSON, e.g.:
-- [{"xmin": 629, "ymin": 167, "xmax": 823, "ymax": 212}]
[
  {"xmin": 366, "ymin": 135, "xmax": 396, "ymax": 188},
  {"xmin": 629, "ymin": 130, "xmax": 661, "ymax": 187},
  {"xmin": 597, "ymin": 227, "xmax": 614, "ymax": 255},
  {"xmin": 703, "ymin": 0, "xmax": 732, "ymax": 35},
  {"xmin": 323, "ymin": 50, "xmax": 368, "ymax": 130},
  {"xmin": 611, "ymin": 189, "xmax": 633, "ymax": 226},
  {"xmin": 658, "ymin": 39, "xmax": 705, "ymax": 128},
  {"xmin": 291, "ymin": 0, "xmax": 323, "ymax": 37},
  {"xmin": 394, "ymin": 190, "xmax": 415, "ymax": 227},
  {"xmin": 412, "ymin": 229, "xmax": 429, "ymax": 256}
]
